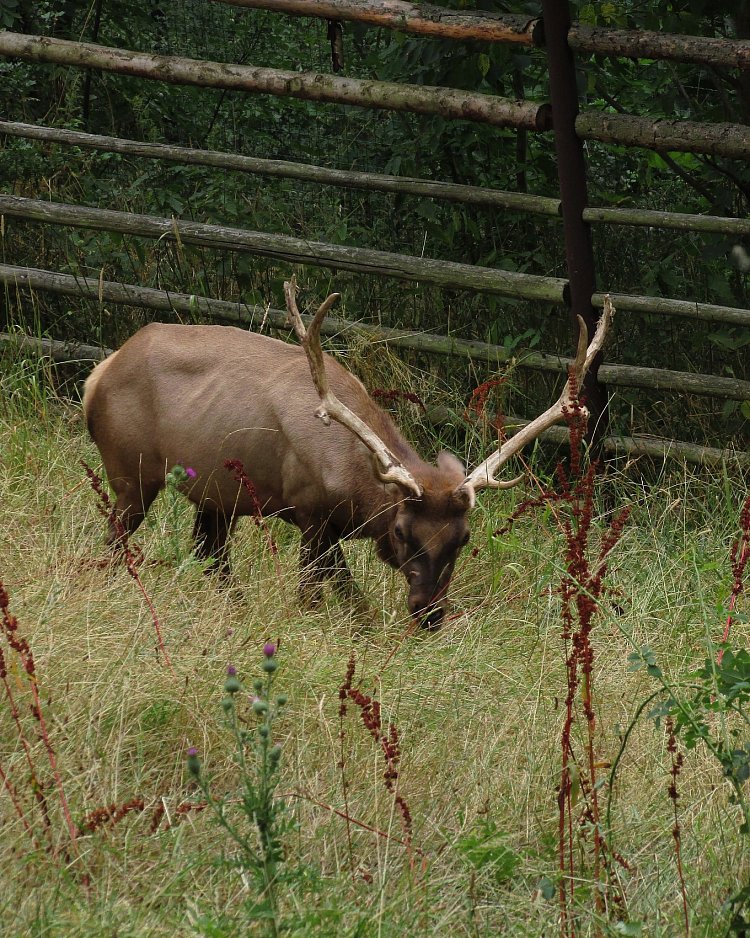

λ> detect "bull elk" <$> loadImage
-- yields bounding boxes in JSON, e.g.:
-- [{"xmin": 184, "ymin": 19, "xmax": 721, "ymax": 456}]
[{"xmin": 83, "ymin": 280, "xmax": 613, "ymax": 629}]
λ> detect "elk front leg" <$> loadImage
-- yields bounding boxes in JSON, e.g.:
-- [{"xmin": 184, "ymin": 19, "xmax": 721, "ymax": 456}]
[
  {"xmin": 298, "ymin": 521, "xmax": 360, "ymax": 607},
  {"xmin": 106, "ymin": 479, "xmax": 161, "ymax": 549},
  {"xmin": 193, "ymin": 507, "xmax": 235, "ymax": 575}
]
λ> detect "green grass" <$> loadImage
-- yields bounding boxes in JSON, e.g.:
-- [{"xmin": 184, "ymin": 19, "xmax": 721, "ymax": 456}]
[{"xmin": 0, "ymin": 354, "xmax": 748, "ymax": 937}]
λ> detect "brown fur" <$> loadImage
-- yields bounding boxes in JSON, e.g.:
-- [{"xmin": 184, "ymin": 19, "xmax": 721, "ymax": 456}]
[{"xmin": 83, "ymin": 323, "xmax": 471, "ymax": 627}]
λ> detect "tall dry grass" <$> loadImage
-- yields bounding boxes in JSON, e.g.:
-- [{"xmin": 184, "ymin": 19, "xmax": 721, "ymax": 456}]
[{"xmin": 0, "ymin": 351, "xmax": 748, "ymax": 936}]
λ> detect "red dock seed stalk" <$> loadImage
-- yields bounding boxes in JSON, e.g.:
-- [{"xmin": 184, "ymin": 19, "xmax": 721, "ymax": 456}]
[
  {"xmin": 78, "ymin": 797, "xmax": 207, "ymax": 836},
  {"xmin": 0, "ymin": 591, "xmax": 52, "ymax": 846},
  {"xmin": 339, "ymin": 650, "xmax": 357, "ymax": 719},
  {"xmin": 0, "ymin": 579, "xmax": 79, "ymax": 861},
  {"xmin": 666, "ymin": 718, "xmax": 690, "ymax": 935},
  {"xmin": 78, "ymin": 798, "xmax": 146, "ymax": 835},
  {"xmin": 371, "ymin": 388, "xmax": 427, "ymax": 412},
  {"xmin": 490, "ymin": 390, "xmax": 631, "ymax": 936},
  {"xmin": 463, "ymin": 377, "xmax": 507, "ymax": 432},
  {"xmin": 718, "ymin": 493, "xmax": 750, "ymax": 665},
  {"xmin": 82, "ymin": 462, "xmax": 173, "ymax": 672},
  {"xmin": 224, "ymin": 458, "xmax": 282, "ymax": 577},
  {"xmin": 338, "ymin": 652, "xmax": 413, "ymax": 849},
  {"xmin": 338, "ymin": 650, "xmax": 357, "ymax": 875},
  {"xmin": 81, "ymin": 460, "xmax": 144, "ymax": 566}
]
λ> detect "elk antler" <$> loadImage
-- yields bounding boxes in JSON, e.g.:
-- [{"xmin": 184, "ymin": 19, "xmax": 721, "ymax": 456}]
[
  {"xmin": 460, "ymin": 295, "xmax": 615, "ymax": 501},
  {"xmin": 283, "ymin": 277, "xmax": 423, "ymax": 498}
]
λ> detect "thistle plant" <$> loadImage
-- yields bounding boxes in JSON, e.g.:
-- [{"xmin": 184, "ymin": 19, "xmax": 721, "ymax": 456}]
[
  {"xmin": 164, "ymin": 463, "xmax": 197, "ymax": 568},
  {"xmin": 619, "ymin": 492, "xmax": 750, "ymax": 934},
  {"xmin": 186, "ymin": 643, "xmax": 291, "ymax": 936}
]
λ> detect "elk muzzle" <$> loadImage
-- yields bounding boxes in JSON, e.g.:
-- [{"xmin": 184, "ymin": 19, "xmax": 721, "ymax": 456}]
[{"xmin": 407, "ymin": 576, "xmax": 451, "ymax": 631}]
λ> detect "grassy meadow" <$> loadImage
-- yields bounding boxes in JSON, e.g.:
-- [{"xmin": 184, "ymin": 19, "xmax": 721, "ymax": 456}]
[{"xmin": 1, "ymin": 352, "xmax": 748, "ymax": 937}]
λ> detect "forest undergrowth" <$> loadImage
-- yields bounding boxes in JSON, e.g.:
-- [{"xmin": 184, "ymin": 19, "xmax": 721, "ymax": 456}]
[{"xmin": 1, "ymin": 354, "xmax": 749, "ymax": 937}]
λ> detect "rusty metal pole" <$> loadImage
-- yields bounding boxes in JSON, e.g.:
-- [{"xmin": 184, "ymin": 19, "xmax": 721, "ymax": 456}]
[{"xmin": 541, "ymin": 0, "xmax": 608, "ymax": 444}]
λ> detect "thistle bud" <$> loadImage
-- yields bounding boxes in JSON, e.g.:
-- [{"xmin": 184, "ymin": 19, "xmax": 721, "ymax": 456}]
[
  {"xmin": 224, "ymin": 676, "xmax": 241, "ymax": 694},
  {"xmin": 186, "ymin": 747, "xmax": 201, "ymax": 777}
]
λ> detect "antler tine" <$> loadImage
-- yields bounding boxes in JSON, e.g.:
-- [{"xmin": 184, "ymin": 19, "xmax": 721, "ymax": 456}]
[
  {"xmin": 461, "ymin": 295, "xmax": 615, "ymax": 497},
  {"xmin": 285, "ymin": 276, "xmax": 340, "ymax": 409},
  {"xmin": 283, "ymin": 278, "xmax": 423, "ymax": 498}
]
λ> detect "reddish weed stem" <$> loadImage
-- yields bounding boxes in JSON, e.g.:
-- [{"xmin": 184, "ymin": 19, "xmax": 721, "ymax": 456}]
[
  {"xmin": 224, "ymin": 458, "xmax": 282, "ymax": 578},
  {"xmin": 82, "ymin": 462, "xmax": 174, "ymax": 672},
  {"xmin": 718, "ymin": 494, "xmax": 750, "ymax": 665},
  {"xmin": 339, "ymin": 652, "xmax": 413, "ymax": 857},
  {"xmin": 0, "ymin": 580, "xmax": 79, "ymax": 860},
  {"xmin": 666, "ymin": 718, "xmax": 690, "ymax": 935}
]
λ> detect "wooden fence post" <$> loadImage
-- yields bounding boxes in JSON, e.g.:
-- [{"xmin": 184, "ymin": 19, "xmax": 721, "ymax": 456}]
[{"xmin": 540, "ymin": 0, "xmax": 608, "ymax": 445}]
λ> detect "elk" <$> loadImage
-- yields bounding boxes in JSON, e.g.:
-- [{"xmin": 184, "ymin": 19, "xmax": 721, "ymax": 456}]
[{"xmin": 83, "ymin": 280, "xmax": 613, "ymax": 629}]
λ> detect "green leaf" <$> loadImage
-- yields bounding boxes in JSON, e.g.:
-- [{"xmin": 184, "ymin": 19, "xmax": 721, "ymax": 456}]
[
  {"xmin": 457, "ymin": 820, "xmax": 521, "ymax": 884},
  {"xmin": 537, "ymin": 876, "xmax": 556, "ymax": 900},
  {"xmin": 613, "ymin": 923, "xmax": 644, "ymax": 937}
]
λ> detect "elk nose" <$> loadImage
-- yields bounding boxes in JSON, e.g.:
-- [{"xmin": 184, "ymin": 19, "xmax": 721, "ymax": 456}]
[
  {"xmin": 408, "ymin": 594, "xmax": 444, "ymax": 631},
  {"xmin": 419, "ymin": 606, "xmax": 444, "ymax": 631}
]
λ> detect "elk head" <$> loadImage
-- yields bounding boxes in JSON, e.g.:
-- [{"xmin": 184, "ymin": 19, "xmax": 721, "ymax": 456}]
[{"xmin": 285, "ymin": 277, "xmax": 614, "ymax": 629}]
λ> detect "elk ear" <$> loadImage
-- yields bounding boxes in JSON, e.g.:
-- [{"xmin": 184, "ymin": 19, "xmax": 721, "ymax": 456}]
[
  {"xmin": 452, "ymin": 484, "xmax": 475, "ymax": 511},
  {"xmin": 369, "ymin": 453, "xmax": 422, "ymax": 501},
  {"xmin": 436, "ymin": 450, "xmax": 466, "ymax": 480}
]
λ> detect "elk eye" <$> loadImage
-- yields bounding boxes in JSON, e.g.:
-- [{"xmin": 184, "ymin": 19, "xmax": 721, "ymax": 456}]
[
  {"xmin": 394, "ymin": 524, "xmax": 405, "ymax": 542},
  {"xmin": 461, "ymin": 531, "xmax": 470, "ymax": 547}
]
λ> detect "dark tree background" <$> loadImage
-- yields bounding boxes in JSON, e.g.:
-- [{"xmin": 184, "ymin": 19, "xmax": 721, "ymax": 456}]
[{"xmin": 0, "ymin": 0, "xmax": 748, "ymax": 447}]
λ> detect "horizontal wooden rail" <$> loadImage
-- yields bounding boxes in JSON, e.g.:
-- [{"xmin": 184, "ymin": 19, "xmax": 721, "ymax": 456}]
[
  {"xmin": 1, "ymin": 326, "xmax": 747, "ymax": 468},
  {"xmin": 6, "ymin": 121, "xmax": 750, "ymax": 235},
  {"xmin": 0, "ymin": 32, "xmax": 551, "ymax": 132},
  {"xmin": 3, "ymin": 264, "xmax": 750, "ymax": 400},
  {"xmin": 0, "ymin": 121, "xmax": 562, "ymax": 217},
  {"xmin": 582, "ymin": 205, "xmax": 750, "ymax": 236},
  {"xmin": 568, "ymin": 24, "xmax": 750, "ymax": 71},
  {"xmin": 597, "ymin": 361, "xmax": 750, "ymax": 399},
  {"xmin": 6, "ymin": 197, "xmax": 749, "ymax": 327},
  {"xmin": 0, "ymin": 331, "xmax": 108, "ymax": 364},
  {"xmin": 508, "ymin": 420, "xmax": 750, "ymax": 469},
  {"xmin": 592, "ymin": 293, "xmax": 750, "ymax": 328},
  {"xmin": 211, "ymin": 1, "xmax": 749, "ymax": 74},
  {"xmin": 576, "ymin": 110, "xmax": 750, "ymax": 160},
  {"xmin": 0, "ymin": 195, "xmax": 567, "ymax": 302},
  {"xmin": 212, "ymin": 0, "xmax": 543, "ymax": 45},
  {"xmin": 5, "ymin": 35, "xmax": 745, "ymax": 155}
]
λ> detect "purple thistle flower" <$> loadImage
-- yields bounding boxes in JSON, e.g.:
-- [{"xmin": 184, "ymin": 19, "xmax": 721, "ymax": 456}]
[
  {"xmin": 263, "ymin": 642, "xmax": 276, "ymax": 658},
  {"xmin": 185, "ymin": 467, "xmax": 197, "ymax": 479},
  {"xmin": 227, "ymin": 664, "xmax": 237, "ymax": 677},
  {"xmin": 186, "ymin": 746, "xmax": 201, "ymax": 777}
]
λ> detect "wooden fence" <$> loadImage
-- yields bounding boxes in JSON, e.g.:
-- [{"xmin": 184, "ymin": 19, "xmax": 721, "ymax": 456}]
[{"xmin": 0, "ymin": 1, "xmax": 749, "ymax": 467}]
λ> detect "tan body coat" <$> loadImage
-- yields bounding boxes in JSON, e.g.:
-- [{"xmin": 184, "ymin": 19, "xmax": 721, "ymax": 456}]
[{"xmin": 84, "ymin": 322, "xmax": 470, "ymax": 626}]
